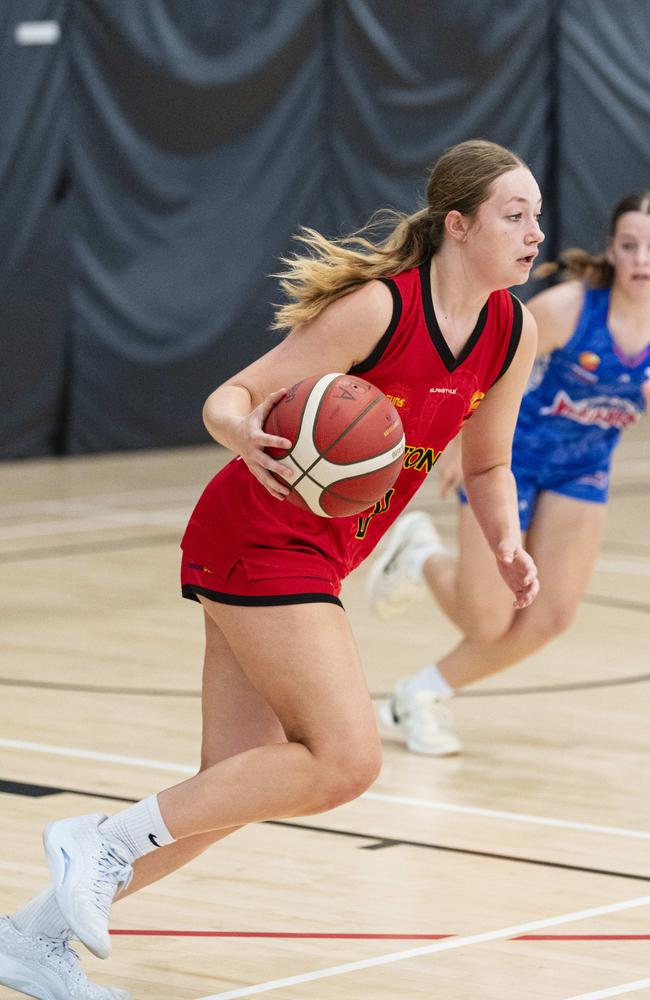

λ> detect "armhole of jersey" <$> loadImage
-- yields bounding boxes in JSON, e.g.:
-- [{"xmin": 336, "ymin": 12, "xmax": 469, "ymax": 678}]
[
  {"xmin": 493, "ymin": 292, "xmax": 523, "ymax": 384},
  {"xmin": 348, "ymin": 278, "xmax": 402, "ymax": 374},
  {"xmin": 560, "ymin": 284, "xmax": 594, "ymax": 354}
]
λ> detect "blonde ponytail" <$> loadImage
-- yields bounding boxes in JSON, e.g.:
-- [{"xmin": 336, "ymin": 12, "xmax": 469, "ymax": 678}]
[
  {"xmin": 273, "ymin": 139, "xmax": 524, "ymax": 331},
  {"xmin": 272, "ymin": 209, "xmax": 435, "ymax": 331}
]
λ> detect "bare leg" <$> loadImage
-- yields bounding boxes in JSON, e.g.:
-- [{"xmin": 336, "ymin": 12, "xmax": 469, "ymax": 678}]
[
  {"xmin": 118, "ymin": 607, "xmax": 286, "ymax": 899},
  {"xmin": 27, "ymin": 598, "xmax": 379, "ymax": 966},
  {"xmin": 438, "ymin": 493, "xmax": 605, "ymax": 689},
  {"xmin": 423, "ymin": 503, "xmax": 515, "ymax": 636},
  {"xmin": 5, "ymin": 606, "xmax": 288, "ymax": 978},
  {"xmin": 156, "ymin": 599, "xmax": 381, "ymax": 839}
]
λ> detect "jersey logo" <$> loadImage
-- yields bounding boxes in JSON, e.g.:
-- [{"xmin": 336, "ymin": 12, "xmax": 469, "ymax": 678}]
[
  {"xmin": 402, "ymin": 445, "xmax": 440, "ymax": 474},
  {"xmin": 569, "ymin": 363, "xmax": 598, "ymax": 384},
  {"xmin": 540, "ymin": 390, "xmax": 640, "ymax": 430},
  {"xmin": 334, "ymin": 379, "xmax": 373, "ymax": 400},
  {"xmin": 579, "ymin": 351, "xmax": 601, "ymax": 372},
  {"xmin": 461, "ymin": 390, "xmax": 485, "ymax": 424},
  {"xmin": 355, "ymin": 489, "xmax": 395, "ymax": 539}
]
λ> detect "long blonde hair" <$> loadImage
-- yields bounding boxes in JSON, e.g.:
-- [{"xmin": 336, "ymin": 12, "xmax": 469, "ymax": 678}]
[
  {"xmin": 535, "ymin": 191, "xmax": 650, "ymax": 287},
  {"xmin": 273, "ymin": 139, "xmax": 525, "ymax": 331}
]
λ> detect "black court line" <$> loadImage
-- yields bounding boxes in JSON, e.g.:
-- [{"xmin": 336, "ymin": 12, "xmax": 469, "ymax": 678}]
[
  {"xmin": 1, "ymin": 541, "xmax": 648, "ymax": 617},
  {"xmin": 609, "ymin": 481, "xmax": 650, "ymax": 498},
  {"xmin": 4, "ymin": 666, "xmax": 650, "ymax": 701},
  {"xmin": 0, "ymin": 677, "xmax": 200, "ymax": 697},
  {"xmin": 1, "ymin": 778, "xmax": 647, "ymax": 884},
  {"xmin": 582, "ymin": 593, "xmax": 650, "ymax": 615},
  {"xmin": 601, "ymin": 539, "xmax": 650, "ymax": 556},
  {"xmin": 0, "ymin": 532, "xmax": 180, "ymax": 563},
  {"xmin": 454, "ymin": 669, "xmax": 650, "ymax": 698},
  {"xmin": 1, "ymin": 491, "xmax": 650, "ymax": 564}
]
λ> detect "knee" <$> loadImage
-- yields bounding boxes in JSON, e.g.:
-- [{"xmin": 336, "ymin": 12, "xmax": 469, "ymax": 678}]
[
  {"xmin": 311, "ymin": 742, "xmax": 382, "ymax": 813},
  {"xmin": 462, "ymin": 603, "xmax": 512, "ymax": 642},
  {"xmin": 530, "ymin": 603, "xmax": 577, "ymax": 642},
  {"xmin": 199, "ymin": 723, "xmax": 287, "ymax": 772}
]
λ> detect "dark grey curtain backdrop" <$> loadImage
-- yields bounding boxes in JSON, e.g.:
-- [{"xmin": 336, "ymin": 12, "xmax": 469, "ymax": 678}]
[
  {"xmin": 331, "ymin": 1, "xmax": 553, "ymax": 232},
  {"xmin": 558, "ymin": 0, "xmax": 650, "ymax": 251},
  {"xmin": 1, "ymin": 0, "xmax": 648, "ymax": 457},
  {"xmin": 0, "ymin": 0, "xmax": 68, "ymax": 458},
  {"xmin": 67, "ymin": 0, "xmax": 327, "ymax": 452}
]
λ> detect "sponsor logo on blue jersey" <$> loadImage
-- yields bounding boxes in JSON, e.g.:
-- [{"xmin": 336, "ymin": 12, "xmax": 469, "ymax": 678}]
[{"xmin": 539, "ymin": 390, "xmax": 640, "ymax": 431}]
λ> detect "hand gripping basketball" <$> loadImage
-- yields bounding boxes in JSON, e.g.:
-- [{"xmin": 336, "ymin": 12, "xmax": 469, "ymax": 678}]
[
  {"xmin": 238, "ymin": 388, "xmax": 295, "ymax": 501},
  {"xmin": 264, "ymin": 373, "xmax": 405, "ymax": 517}
]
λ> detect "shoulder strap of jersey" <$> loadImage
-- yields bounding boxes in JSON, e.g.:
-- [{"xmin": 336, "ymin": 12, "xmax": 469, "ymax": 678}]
[
  {"xmin": 348, "ymin": 277, "xmax": 403, "ymax": 374},
  {"xmin": 562, "ymin": 285, "xmax": 609, "ymax": 353},
  {"xmin": 493, "ymin": 292, "xmax": 523, "ymax": 384}
]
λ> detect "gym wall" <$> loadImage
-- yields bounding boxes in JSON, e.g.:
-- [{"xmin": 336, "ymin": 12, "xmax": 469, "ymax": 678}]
[{"xmin": 1, "ymin": 0, "xmax": 648, "ymax": 457}]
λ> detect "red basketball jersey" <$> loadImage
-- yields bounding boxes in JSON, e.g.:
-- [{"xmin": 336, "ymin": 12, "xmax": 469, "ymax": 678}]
[{"xmin": 181, "ymin": 261, "xmax": 522, "ymax": 594}]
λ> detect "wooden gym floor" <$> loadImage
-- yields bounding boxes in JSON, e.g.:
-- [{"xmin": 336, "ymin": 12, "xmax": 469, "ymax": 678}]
[{"xmin": 1, "ymin": 423, "xmax": 649, "ymax": 999}]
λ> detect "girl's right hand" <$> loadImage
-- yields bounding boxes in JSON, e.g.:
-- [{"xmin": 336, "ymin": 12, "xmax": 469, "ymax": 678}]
[{"xmin": 235, "ymin": 389, "xmax": 295, "ymax": 500}]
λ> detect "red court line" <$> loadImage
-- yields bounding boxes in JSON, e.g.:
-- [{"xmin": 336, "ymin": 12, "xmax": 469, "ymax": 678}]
[{"xmin": 110, "ymin": 930, "xmax": 650, "ymax": 941}]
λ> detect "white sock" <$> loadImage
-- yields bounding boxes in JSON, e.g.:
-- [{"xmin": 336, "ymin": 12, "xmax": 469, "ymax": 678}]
[
  {"xmin": 99, "ymin": 794, "xmax": 176, "ymax": 863},
  {"xmin": 405, "ymin": 540, "xmax": 448, "ymax": 578},
  {"xmin": 405, "ymin": 663, "xmax": 454, "ymax": 701},
  {"xmin": 12, "ymin": 888, "xmax": 69, "ymax": 940}
]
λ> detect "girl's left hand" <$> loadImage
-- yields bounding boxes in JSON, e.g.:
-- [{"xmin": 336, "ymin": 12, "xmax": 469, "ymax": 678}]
[{"xmin": 495, "ymin": 542, "xmax": 539, "ymax": 609}]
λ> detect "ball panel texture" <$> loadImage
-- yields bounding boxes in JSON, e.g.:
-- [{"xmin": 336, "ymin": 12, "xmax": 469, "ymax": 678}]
[{"xmin": 263, "ymin": 373, "xmax": 405, "ymax": 517}]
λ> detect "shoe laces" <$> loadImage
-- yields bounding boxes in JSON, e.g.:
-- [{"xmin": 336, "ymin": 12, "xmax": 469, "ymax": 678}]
[
  {"xmin": 93, "ymin": 844, "xmax": 133, "ymax": 917},
  {"xmin": 41, "ymin": 930, "xmax": 79, "ymax": 970}
]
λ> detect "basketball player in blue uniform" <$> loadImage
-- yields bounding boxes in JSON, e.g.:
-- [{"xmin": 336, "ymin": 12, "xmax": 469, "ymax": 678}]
[{"xmin": 368, "ymin": 191, "xmax": 650, "ymax": 755}]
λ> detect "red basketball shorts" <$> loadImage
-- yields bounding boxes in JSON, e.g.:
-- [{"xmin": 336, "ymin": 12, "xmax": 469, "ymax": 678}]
[{"xmin": 181, "ymin": 551, "xmax": 343, "ymax": 609}]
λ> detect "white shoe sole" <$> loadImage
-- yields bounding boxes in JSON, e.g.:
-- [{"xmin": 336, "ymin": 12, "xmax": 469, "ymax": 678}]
[
  {"xmin": 43, "ymin": 821, "xmax": 111, "ymax": 961},
  {"xmin": 0, "ymin": 953, "xmax": 61, "ymax": 999},
  {"xmin": 378, "ymin": 702, "xmax": 462, "ymax": 757}
]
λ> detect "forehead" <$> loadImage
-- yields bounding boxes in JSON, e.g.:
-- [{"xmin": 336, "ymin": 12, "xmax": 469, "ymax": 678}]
[
  {"xmin": 487, "ymin": 166, "xmax": 542, "ymax": 205},
  {"xmin": 613, "ymin": 211, "xmax": 650, "ymax": 238}
]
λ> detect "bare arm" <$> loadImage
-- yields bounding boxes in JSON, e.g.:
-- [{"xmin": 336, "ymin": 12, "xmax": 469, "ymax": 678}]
[
  {"xmin": 525, "ymin": 279, "xmax": 584, "ymax": 355},
  {"xmin": 201, "ymin": 280, "xmax": 394, "ymax": 498},
  {"xmin": 461, "ymin": 305, "xmax": 539, "ymax": 607},
  {"xmin": 440, "ymin": 281, "xmax": 585, "ymax": 498}
]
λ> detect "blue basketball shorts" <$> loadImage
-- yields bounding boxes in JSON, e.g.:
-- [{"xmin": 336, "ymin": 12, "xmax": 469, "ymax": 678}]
[{"xmin": 458, "ymin": 462, "xmax": 610, "ymax": 531}]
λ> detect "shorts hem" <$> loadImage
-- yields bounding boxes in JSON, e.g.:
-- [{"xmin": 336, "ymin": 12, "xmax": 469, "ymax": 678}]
[{"xmin": 182, "ymin": 584, "xmax": 344, "ymax": 609}]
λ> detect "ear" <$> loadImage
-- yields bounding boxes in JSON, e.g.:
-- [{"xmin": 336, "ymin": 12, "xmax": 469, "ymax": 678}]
[
  {"xmin": 444, "ymin": 210, "xmax": 470, "ymax": 243},
  {"xmin": 605, "ymin": 240, "xmax": 615, "ymax": 266}
]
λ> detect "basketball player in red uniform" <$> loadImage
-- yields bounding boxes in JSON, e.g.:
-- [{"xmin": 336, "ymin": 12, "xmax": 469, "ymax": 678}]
[{"xmin": 0, "ymin": 139, "xmax": 544, "ymax": 996}]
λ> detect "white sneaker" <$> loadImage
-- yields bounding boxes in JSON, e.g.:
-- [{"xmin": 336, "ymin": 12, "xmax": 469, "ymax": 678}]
[
  {"xmin": 43, "ymin": 814, "xmax": 133, "ymax": 960},
  {"xmin": 0, "ymin": 915, "xmax": 130, "ymax": 1000},
  {"xmin": 366, "ymin": 511, "xmax": 444, "ymax": 620},
  {"xmin": 379, "ymin": 679, "xmax": 462, "ymax": 756}
]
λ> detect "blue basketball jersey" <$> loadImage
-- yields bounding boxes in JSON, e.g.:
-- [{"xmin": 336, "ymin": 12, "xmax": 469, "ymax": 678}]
[{"xmin": 513, "ymin": 287, "xmax": 649, "ymax": 478}]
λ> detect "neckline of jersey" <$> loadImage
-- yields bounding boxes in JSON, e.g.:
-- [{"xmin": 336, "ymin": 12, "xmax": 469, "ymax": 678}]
[
  {"xmin": 418, "ymin": 259, "xmax": 490, "ymax": 372},
  {"xmin": 585, "ymin": 287, "xmax": 649, "ymax": 368}
]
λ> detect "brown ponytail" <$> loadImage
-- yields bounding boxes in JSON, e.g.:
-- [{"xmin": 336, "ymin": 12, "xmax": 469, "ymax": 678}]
[{"xmin": 534, "ymin": 249, "xmax": 613, "ymax": 287}]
